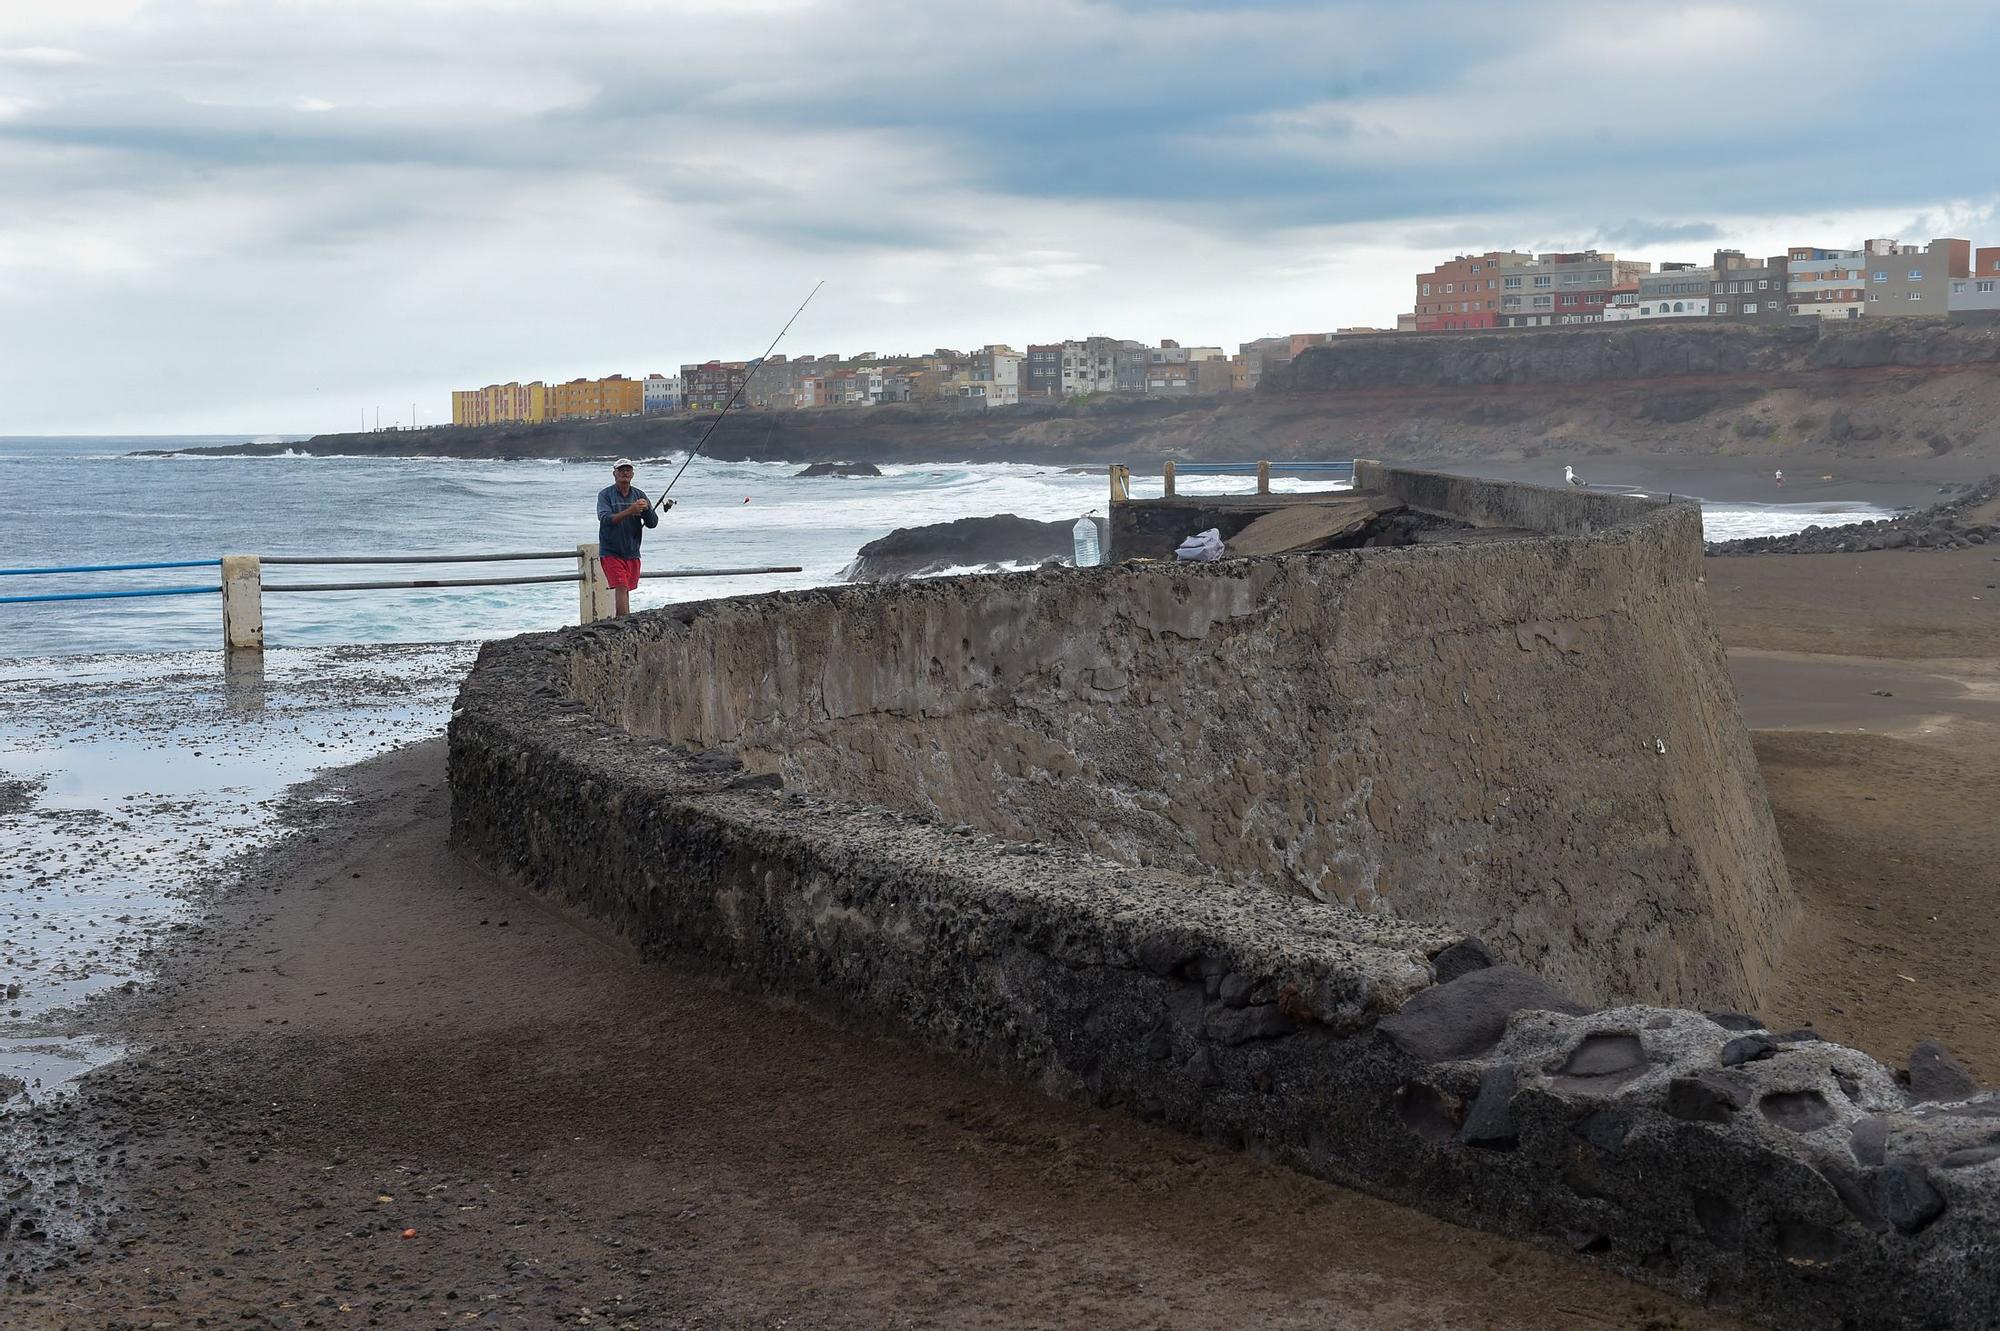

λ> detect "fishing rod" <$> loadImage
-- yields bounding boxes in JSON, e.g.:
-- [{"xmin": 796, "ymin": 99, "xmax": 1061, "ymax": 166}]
[{"xmin": 657, "ymin": 280, "xmax": 824, "ymax": 503}]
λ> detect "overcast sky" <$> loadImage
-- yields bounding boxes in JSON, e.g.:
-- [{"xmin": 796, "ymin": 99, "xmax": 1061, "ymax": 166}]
[{"xmin": 2, "ymin": 0, "xmax": 1995, "ymax": 435}]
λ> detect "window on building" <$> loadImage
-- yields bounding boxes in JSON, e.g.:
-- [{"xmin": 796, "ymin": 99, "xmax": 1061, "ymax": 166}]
[
  {"xmin": 1909, "ymin": 292, "xmax": 1922, "ymax": 300},
  {"xmin": 1533, "ymin": 275, "xmax": 1552, "ymax": 287},
  {"xmin": 1744, "ymin": 302, "xmax": 1758, "ymax": 314},
  {"xmin": 1980, "ymin": 281, "xmax": 1997, "ymax": 293},
  {"xmin": 1953, "ymin": 282, "xmax": 1968, "ymax": 294},
  {"xmin": 1716, "ymin": 302, "xmax": 1730, "ymax": 313},
  {"xmin": 1504, "ymin": 277, "xmax": 1522, "ymax": 289},
  {"xmin": 1673, "ymin": 302, "xmax": 1684, "ymax": 312},
  {"xmin": 1873, "ymin": 271, "xmax": 1887, "ymax": 283},
  {"xmin": 1758, "ymin": 279, "xmax": 1769, "ymax": 289},
  {"xmin": 1442, "ymin": 283, "xmax": 1453, "ymax": 293},
  {"xmin": 1420, "ymin": 283, "xmax": 1431, "ymax": 296},
  {"xmin": 1908, "ymin": 271, "xmax": 1924, "ymax": 282}
]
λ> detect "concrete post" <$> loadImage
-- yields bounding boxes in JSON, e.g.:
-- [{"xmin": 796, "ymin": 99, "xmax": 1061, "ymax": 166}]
[
  {"xmin": 220, "ymin": 555, "xmax": 263, "ymax": 653},
  {"xmin": 1257, "ymin": 460, "xmax": 1271, "ymax": 495},
  {"xmin": 1107, "ymin": 464, "xmax": 1130, "ymax": 505},
  {"xmin": 577, "ymin": 543, "xmax": 614, "ymax": 623},
  {"xmin": 1162, "ymin": 460, "xmax": 1176, "ymax": 497}
]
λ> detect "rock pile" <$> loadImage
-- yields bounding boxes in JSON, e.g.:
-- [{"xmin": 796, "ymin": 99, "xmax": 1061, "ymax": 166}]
[{"xmin": 1707, "ymin": 475, "xmax": 2000, "ymax": 556}]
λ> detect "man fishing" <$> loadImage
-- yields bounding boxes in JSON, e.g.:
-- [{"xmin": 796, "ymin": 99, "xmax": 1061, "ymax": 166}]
[{"xmin": 596, "ymin": 458, "xmax": 672, "ymax": 617}]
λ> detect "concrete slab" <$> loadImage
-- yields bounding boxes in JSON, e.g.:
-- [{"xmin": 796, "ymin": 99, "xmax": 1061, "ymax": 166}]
[{"xmin": 1223, "ymin": 497, "xmax": 1387, "ymax": 557}]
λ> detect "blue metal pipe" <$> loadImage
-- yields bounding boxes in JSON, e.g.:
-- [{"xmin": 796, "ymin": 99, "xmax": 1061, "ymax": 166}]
[
  {"xmin": 0, "ymin": 559, "xmax": 220, "ymax": 577},
  {"xmin": 0, "ymin": 584, "xmax": 220, "ymax": 605}
]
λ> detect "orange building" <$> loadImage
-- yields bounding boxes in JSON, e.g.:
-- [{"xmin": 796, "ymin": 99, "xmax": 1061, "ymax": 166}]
[{"xmin": 546, "ymin": 375, "xmax": 644, "ymax": 420}]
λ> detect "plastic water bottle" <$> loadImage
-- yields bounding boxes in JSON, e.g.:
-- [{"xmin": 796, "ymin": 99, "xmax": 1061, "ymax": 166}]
[{"xmin": 1072, "ymin": 515, "xmax": 1102, "ymax": 568}]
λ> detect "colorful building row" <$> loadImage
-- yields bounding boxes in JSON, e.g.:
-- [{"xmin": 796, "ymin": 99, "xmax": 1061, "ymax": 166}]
[{"xmin": 1413, "ymin": 237, "xmax": 2000, "ymax": 332}]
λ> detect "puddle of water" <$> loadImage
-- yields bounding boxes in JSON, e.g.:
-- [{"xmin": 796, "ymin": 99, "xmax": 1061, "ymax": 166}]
[{"xmin": 0, "ymin": 643, "xmax": 474, "ymax": 1099}]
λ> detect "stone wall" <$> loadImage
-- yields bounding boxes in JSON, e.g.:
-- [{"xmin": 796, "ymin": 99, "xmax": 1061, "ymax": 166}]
[
  {"xmin": 449, "ymin": 606, "xmax": 2000, "ymax": 1328},
  {"xmin": 555, "ymin": 468, "xmax": 1788, "ymax": 1011}
]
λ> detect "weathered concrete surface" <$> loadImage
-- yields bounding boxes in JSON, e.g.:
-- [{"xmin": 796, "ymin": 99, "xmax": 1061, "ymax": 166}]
[
  {"xmin": 559, "ymin": 467, "xmax": 1789, "ymax": 1010},
  {"xmin": 449, "ymin": 612, "xmax": 1999, "ymax": 1328}
]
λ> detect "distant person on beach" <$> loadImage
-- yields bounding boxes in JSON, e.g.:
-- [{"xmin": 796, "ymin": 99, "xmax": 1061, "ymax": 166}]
[
  {"xmin": 1775, "ymin": 469, "xmax": 1784, "ymax": 488},
  {"xmin": 596, "ymin": 458, "xmax": 671, "ymax": 617}
]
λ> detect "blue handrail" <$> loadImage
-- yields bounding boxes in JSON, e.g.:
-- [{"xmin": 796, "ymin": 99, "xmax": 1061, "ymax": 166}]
[
  {"xmin": 0, "ymin": 559, "xmax": 220, "ymax": 577},
  {"xmin": 0, "ymin": 584, "xmax": 222, "ymax": 605}
]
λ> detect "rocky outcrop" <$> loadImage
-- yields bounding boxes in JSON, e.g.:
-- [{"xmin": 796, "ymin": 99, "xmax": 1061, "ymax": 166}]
[
  {"xmin": 0, "ymin": 777, "xmax": 41, "ymax": 816},
  {"xmin": 794, "ymin": 461, "xmax": 882, "ymax": 477},
  {"xmin": 840, "ymin": 513, "xmax": 1074, "ymax": 581},
  {"xmin": 1708, "ymin": 475, "xmax": 2000, "ymax": 555}
]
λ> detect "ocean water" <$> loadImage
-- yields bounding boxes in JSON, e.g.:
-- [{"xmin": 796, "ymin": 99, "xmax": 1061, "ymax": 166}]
[
  {"xmin": 0, "ymin": 435, "xmax": 1894, "ymax": 1097},
  {"xmin": 0, "ymin": 436, "xmax": 1890, "ymax": 658}
]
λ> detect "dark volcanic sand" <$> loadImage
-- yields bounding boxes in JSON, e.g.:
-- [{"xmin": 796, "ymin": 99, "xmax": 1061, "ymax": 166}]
[
  {"xmin": 1, "ymin": 742, "xmax": 1749, "ymax": 1331},
  {"xmin": 1710, "ymin": 546, "xmax": 2000, "ymax": 1082},
  {"xmin": 6, "ymin": 536, "xmax": 1996, "ymax": 1328}
]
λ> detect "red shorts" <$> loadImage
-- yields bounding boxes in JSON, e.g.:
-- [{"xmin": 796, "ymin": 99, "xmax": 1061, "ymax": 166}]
[{"xmin": 601, "ymin": 555, "xmax": 641, "ymax": 590}]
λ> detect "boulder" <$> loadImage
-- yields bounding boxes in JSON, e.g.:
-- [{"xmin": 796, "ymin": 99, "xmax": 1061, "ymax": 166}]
[
  {"xmin": 1377, "ymin": 965, "xmax": 1590, "ymax": 1063},
  {"xmin": 795, "ymin": 461, "xmax": 883, "ymax": 478},
  {"xmin": 843, "ymin": 513, "xmax": 1077, "ymax": 582}
]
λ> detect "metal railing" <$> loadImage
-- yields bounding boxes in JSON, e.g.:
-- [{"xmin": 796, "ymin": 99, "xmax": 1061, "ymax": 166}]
[{"xmin": 1, "ymin": 547, "xmax": 802, "ymax": 650}]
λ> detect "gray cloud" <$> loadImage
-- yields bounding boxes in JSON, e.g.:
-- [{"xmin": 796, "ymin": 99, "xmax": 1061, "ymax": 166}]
[{"xmin": 0, "ymin": 0, "xmax": 1997, "ymax": 433}]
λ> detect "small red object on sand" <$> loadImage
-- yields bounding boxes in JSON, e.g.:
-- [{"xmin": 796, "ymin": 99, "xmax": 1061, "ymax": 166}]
[{"xmin": 401, "ymin": 1228, "xmax": 417, "ymax": 1239}]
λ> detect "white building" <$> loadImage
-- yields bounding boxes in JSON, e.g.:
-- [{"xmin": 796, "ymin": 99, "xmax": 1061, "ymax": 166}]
[
  {"xmin": 1785, "ymin": 247, "xmax": 1868, "ymax": 320},
  {"xmin": 1601, "ymin": 297, "xmax": 1712, "ymax": 322},
  {"xmin": 642, "ymin": 373, "xmax": 682, "ymax": 413}
]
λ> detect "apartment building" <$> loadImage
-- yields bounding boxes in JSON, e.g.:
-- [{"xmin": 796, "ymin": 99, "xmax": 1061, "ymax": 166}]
[
  {"xmin": 1415, "ymin": 251, "xmax": 1532, "ymax": 331},
  {"xmin": 1024, "ymin": 345, "xmax": 1062, "ymax": 397},
  {"xmin": 681, "ymin": 360, "xmax": 750, "ymax": 412},
  {"xmin": 1784, "ymin": 245, "xmax": 1866, "ymax": 319},
  {"xmin": 1860, "ymin": 238, "xmax": 1969, "ymax": 315},
  {"xmin": 547, "ymin": 374, "xmax": 644, "ymax": 420},
  {"xmin": 1058, "ymin": 337, "xmax": 1122, "ymax": 395},
  {"xmin": 642, "ymin": 373, "xmax": 681, "ymax": 413},
  {"xmin": 1950, "ymin": 246, "xmax": 2000, "ymax": 314},
  {"xmin": 1496, "ymin": 251, "xmax": 1652, "ymax": 327},
  {"xmin": 1704, "ymin": 250, "xmax": 1788, "ymax": 322},
  {"xmin": 451, "ymin": 380, "xmax": 547, "ymax": 427}
]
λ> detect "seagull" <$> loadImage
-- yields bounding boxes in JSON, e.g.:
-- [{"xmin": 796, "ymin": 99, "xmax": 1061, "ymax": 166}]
[{"xmin": 1564, "ymin": 465, "xmax": 1585, "ymax": 488}]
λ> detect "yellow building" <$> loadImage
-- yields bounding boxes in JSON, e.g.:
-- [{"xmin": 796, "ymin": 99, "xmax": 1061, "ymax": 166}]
[
  {"xmin": 451, "ymin": 381, "xmax": 546, "ymax": 427},
  {"xmin": 453, "ymin": 374, "xmax": 647, "ymax": 426},
  {"xmin": 547, "ymin": 375, "xmax": 644, "ymax": 420}
]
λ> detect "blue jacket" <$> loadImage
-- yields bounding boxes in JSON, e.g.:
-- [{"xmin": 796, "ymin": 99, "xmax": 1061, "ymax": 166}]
[{"xmin": 596, "ymin": 484, "xmax": 660, "ymax": 560}]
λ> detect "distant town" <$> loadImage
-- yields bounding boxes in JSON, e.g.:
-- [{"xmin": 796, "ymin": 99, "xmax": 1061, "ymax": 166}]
[{"xmin": 449, "ymin": 232, "xmax": 2000, "ymax": 427}]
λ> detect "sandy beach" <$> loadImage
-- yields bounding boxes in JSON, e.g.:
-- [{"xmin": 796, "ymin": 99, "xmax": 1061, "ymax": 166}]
[{"xmin": 2, "ymin": 513, "xmax": 1995, "ymax": 1329}]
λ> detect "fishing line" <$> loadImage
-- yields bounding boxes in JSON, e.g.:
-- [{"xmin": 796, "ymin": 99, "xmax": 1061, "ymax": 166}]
[{"xmin": 659, "ymin": 281, "xmax": 824, "ymax": 501}]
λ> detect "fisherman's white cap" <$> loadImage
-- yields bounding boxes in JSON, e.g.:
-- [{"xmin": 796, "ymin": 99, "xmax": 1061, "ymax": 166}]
[{"xmin": 612, "ymin": 457, "xmax": 637, "ymax": 470}]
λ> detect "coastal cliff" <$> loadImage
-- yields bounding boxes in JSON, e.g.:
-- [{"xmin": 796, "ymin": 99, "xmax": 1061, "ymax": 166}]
[{"xmin": 166, "ymin": 317, "xmax": 2000, "ymax": 469}]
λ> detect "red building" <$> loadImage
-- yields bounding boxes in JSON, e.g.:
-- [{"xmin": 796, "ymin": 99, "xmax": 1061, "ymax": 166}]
[{"xmin": 1413, "ymin": 250, "xmax": 1530, "ymax": 331}]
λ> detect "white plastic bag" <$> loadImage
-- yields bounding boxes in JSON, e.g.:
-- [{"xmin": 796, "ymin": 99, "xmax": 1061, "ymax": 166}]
[{"xmin": 1174, "ymin": 528, "xmax": 1225, "ymax": 562}]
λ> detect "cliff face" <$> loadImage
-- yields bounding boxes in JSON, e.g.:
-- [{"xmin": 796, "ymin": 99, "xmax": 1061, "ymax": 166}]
[
  {"xmin": 1264, "ymin": 317, "xmax": 2000, "ymax": 392},
  {"xmin": 176, "ymin": 318, "xmax": 2000, "ymax": 468}
]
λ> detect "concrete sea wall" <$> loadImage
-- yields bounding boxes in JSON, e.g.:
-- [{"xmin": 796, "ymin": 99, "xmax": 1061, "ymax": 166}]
[
  {"xmin": 553, "ymin": 467, "xmax": 1786, "ymax": 1010},
  {"xmin": 447, "ymin": 467, "xmax": 1998, "ymax": 1328}
]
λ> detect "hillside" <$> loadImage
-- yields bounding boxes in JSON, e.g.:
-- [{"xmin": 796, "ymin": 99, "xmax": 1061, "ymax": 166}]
[{"xmin": 161, "ymin": 318, "xmax": 2000, "ymax": 477}]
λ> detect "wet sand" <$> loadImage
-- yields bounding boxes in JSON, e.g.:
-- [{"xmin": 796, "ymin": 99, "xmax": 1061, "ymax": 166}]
[
  {"xmin": 3, "ymin": 741, "xmax": 1750, "ymax": 1330},
  {"xmin": 1710, "ymin": 546, "xmax": 2000, "ymax": 1081}
]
